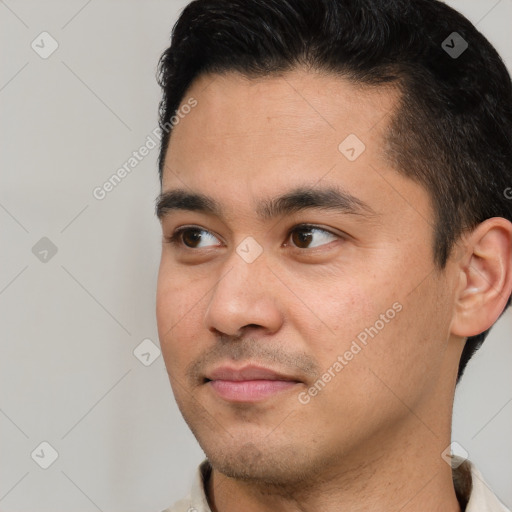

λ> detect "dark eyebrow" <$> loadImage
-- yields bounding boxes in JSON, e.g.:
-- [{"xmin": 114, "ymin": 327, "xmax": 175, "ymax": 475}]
[
  {"xmin": 256, "ymin": 186, "xmax": 375, "ymax": 220},
  {"xmin": 155, "ymin": 185, "xmax": 375, "ymax": 221},
  {"xmin": 156, "ymin": 189, "xmax": 222, "ymax": 220}
]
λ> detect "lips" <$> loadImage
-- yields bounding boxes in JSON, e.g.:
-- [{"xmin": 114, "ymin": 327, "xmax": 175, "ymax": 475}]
[
  {"xmin": 204, "ymin": 364, "xmax": 302, "ymax": 402},
  {"xmin": 205, "ymin": 364, "xmax": 301, "ymax": 383}
]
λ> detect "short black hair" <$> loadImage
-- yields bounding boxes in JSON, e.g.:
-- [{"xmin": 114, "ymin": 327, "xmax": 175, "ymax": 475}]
[{"xmin": 156, "ymin": 0, "xmax": 512, "ymax": 382}]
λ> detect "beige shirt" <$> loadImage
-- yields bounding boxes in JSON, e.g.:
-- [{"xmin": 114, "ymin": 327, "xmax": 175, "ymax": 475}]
[{"xmin": 162, "ymin": 457, "xmax": 510, "ymax": 512}]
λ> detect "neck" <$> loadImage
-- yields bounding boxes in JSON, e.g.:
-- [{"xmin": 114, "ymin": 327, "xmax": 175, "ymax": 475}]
[{"xmin": 207, "ymin": 430, "xmax": 461, "ymax": 512}]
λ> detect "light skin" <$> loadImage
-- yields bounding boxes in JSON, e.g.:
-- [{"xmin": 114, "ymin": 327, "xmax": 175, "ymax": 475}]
[{"xmin": 156, "ymin": 69, "xmax": 512, "ymax": 512}]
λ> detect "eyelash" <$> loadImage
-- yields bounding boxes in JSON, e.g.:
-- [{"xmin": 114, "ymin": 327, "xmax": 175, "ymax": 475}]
[{"xmin": 164, "ymin": 224, "xmax": 341, "ymax": 251}]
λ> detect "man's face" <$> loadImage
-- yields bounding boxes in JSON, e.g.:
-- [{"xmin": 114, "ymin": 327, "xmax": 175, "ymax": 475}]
[{"xmin": 156, "ymin": 70, "xmax": 459, "ymax": 485}]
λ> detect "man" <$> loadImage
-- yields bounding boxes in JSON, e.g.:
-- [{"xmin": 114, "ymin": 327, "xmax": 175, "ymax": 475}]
[{"xmin": 154, "ymin": 0, "xmax": 512, "ymax": 510}]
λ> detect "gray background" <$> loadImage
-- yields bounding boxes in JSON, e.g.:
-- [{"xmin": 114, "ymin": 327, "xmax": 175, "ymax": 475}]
[{"xmin": 0, "ymin": 0, "xmax": 511, "ymax": 510}]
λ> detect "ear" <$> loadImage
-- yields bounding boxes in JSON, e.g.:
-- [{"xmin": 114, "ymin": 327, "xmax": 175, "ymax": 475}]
[{"xmin": 451, "ymin": 217, "xmax": 512, "ymax": 338}]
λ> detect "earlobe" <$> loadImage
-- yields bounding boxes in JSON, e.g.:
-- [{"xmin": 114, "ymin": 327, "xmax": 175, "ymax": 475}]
[{"xmin": 451, "ymin": 218, "xmax": 512, "ymax": 338}]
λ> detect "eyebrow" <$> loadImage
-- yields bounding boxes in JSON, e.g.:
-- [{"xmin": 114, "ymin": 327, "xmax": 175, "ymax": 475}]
[{"xmin": 155, "ymin": 185, "xmax": 376, "ymax": 221}]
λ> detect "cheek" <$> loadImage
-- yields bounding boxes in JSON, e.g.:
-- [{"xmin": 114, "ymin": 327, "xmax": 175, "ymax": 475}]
[
  {"xmin": 300, "ymin": 273, "xmax": 392, "ymax": 356},
  {"xmin": 295, "ymin": 263, "xmax": 427, "ymax": 393},
  {"xmin": 156, "ymin": 254, "xmax": 208, "ymax": 328},
  {"xmin": 156, "ymin": 262, "xmax": 208, "ymax": 372},
  {"xmin": 341, "ymin": 279, "xmax": 451, "ymax": 408}
]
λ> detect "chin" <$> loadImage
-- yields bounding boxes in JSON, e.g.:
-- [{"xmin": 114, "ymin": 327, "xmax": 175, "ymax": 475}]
[{"xmin": 201, "ymin": 437, "xmax": 317, "ymax": 488}]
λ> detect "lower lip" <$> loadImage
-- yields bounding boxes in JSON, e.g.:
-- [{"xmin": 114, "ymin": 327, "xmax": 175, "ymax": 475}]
[{"xmin": 208, "ymin": 379, "xmax": 299, "ymax": 402}]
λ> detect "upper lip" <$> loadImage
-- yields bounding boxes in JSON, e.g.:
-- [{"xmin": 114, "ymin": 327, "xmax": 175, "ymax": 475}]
[{"xmin": 205, "ymin": 364, "xmax": 301, "ymax": 382}]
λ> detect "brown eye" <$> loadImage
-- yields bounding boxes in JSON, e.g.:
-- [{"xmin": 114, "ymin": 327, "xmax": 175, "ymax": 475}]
[
  {"xmin": 182, "ymin": 228, "xmax": 203, "ymax": 248},
  {"xmin": 168, "ymin": 227, "xmax": 221, "ymax": 249},
  {"xmin": 288, "ymin": 225, "xmax": 338, "ymax": 249},
  {"xmin": 291, "ymin": 229, "xmax": 313, "ymax": 248}
]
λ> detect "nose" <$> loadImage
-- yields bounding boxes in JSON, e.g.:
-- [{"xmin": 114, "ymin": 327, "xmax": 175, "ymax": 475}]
[{"xmin": 203, "ymin": 249, "xmax": 284, "ymax": 338}]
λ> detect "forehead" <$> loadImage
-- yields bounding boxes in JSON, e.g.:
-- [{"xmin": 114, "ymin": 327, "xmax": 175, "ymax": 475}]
[
  {"xmin": 165, "ymin": 69, "xmax": 399, "ymax": 162},
  {"xmin": 161, "ymin": 69, "xmax": 431, "ymax": 226}
]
